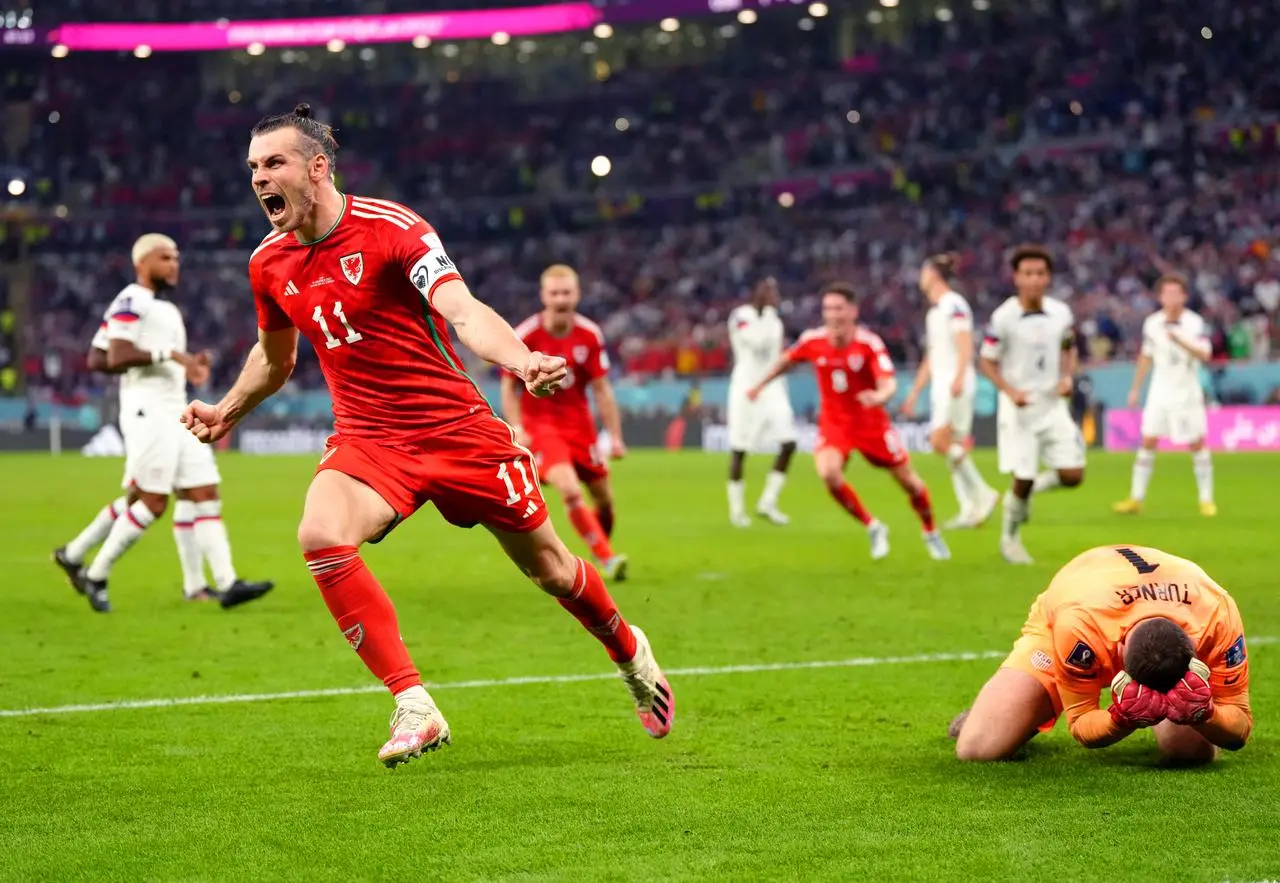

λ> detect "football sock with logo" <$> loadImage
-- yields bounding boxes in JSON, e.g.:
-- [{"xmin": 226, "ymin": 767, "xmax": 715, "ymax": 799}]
[
  {"xmin": 172, "ymin": 499, "xmax": 207, "ymax": 596},
  {"xmin": 305, "ymin": 546, "xmax": 420, "ymax": 695},
  {"xmin": 1130, "ymin": 449, "xmax": 1155, "ymax": 502},
  {"xmin": 909, "ymin": 486, "xmax": 937, "ymax": 532},
  {"xmin": 1192, "ymin": 449, "xmax": 1213, "ymax": 504},
  {"xmin": 193, "ymin": 500, "xmax": 238, "ymax": 590},
  {"xmin": 65, "ymin": 495, "xmax": 129, "ymax": 563},
  {"xmin": 86, "ymin": 500, "xmax": 156, "ymax": 581},
  {"xmin": 557, "ymin": 557, "xmax": 637, "ymax": 663},
  {"xmin": 595, "ymin": 503, "xmax": 615, "ymax": 539},
  {"xmin": 566, "ymin": 496, "xmax": 614, "ymax": 561},
  {"xmin": 830, "ymin": 482, "xmax": 873, "ymax": 526}
]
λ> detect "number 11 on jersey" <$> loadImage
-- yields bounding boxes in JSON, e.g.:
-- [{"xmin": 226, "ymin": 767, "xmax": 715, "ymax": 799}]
[{"xmin": 313, "ymin": 302, "xmax": 364, "ymax": 349}]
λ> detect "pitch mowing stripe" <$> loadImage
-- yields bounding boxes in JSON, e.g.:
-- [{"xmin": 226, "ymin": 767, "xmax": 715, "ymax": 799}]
[{"xmin": 2, "ymin": 637, "xmax": 1273, "ymax": 719}]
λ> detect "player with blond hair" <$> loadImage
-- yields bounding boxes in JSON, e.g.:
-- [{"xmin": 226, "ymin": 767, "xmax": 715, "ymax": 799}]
[
  {"xmin": 1114, "ymin": 274, "xmax": 1216, "ymax": 516},
  {"xmin": 952, "ymin": 544, "xmax": 1252, "ymax": 764},
  {"xmin": 902, "ymin": 253, "xmax": 998, "ymax": 528},
  {"xmin": 53, "ymin": 234, "xmax": 273, "ymax": 612},
  {"xmin": 182, "ymin": 105, "xmax": 671, "ymax": 767},
  {"xmin": 501, "ymin": 265, "xmax": 628, "ymax": 580}
]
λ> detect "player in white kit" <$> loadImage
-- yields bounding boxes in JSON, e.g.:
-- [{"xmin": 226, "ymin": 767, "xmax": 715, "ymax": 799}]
[
  {"xmin": 979, "ymin": 245, "xmax": 1086, "ymax": 564},
  {"xmin": 1114, "ymin": 274, "xmax": 1216, "ymax": 516},
  {"xmin": 902, "ymin": 253, "xmax": 999, "ymax": 528},
  {"xmin": 53, "ymin": 234, "xmax": 274, "ymax": 613},
  {"xmin": 726, "ymin": 277, "xmax": 798, "ymax": 527}
]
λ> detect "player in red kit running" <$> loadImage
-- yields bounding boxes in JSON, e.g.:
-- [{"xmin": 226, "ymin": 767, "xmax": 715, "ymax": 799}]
[
  {"xmin": 180, "ymin": 104, "xmax": 673, "ymax": 767},
  {"xmin": 500, "ymin": 264, "xmax": 629, "ymax": 581},
  {"xmin": 748, "ymin": 282, "xmax": 950, "ymax": 561}
]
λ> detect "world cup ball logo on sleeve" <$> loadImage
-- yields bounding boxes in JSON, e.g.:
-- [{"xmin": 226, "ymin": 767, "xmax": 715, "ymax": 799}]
[{"xmin": 340, "ymin": 253, "xmax": 364, "ymax": 286}]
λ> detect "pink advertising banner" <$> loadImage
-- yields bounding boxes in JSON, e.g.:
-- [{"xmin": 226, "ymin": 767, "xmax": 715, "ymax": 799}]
[
  {"xmin": 1105, "ymin": 407, "xmax": 1280, "ymax": 452},
  {"xmin": 50, "ymin": 3, "xmax": 602, "ymax": 52}
]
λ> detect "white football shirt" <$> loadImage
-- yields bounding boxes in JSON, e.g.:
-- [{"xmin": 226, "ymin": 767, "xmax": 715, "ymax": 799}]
[
  {"xmin": 728, "ymin": 304, "xmax": 786, "ymax": 390},
  {"xmin": 924, "ymin": 289, "xmax": 976, "ymax": 390},
  {"xmin": 980, "ymin": 295, "xmax": 1075, "ymax": 420},
  {"xmin": 1141, "ymin": 309, "xmax": 1209, "ymax": 407},
  {"xmin": 95, "ymin": 283, "xmax": 189, "ymax": 415}
]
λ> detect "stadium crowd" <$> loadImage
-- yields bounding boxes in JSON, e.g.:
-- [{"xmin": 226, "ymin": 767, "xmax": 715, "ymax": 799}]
[{"xmin": 10, "ymin": 0, "xmax": 1280, "ymax": 403}]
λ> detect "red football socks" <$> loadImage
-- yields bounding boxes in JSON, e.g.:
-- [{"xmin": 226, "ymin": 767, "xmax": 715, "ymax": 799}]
[
  {"xmin": 566, "ymin": 498, "xmax": 615, "ymax": 561},
  {"xmin": 558, "ymin": 557, "xmax": 637, "ymax": 662},
  {"xmin": 305, "ymin": 545, "xmax": 421, "ymax": 695},
  {"xmin": 830, "ymin": 482, "xmax": 873, "ymax": 525},
  {"xmin": 910, "ymin": 487, "xmax": 936, "ymax": 532}
]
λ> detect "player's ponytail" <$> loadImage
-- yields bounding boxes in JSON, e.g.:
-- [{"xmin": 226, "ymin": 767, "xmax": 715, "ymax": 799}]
[
  {"xmin": 251, "ymin": 103, "xmax": 340, "ymax": 167},
  {"xmin": 293, "ymin": 103, "xmax": 312, "ymax": 119},
  {"xmin": 927, "ymin": 252, "xmax": 959, "ymax": 279}
]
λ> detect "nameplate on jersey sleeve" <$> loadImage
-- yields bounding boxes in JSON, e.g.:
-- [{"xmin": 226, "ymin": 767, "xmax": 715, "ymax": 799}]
[
  {"xmin": 1225, "ymin": 635, "xmax": 1247, "ymax": 668},
  {"xmin": 409, "ymin": 232, "xmax": 457, "ymax": 295},
  {"xmin": 1065, "ymin": 641, "xmax": 1096, "ymax": 671}
]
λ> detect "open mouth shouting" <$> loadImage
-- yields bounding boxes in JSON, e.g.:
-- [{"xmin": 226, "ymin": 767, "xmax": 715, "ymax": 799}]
[{"xmin": 261, "ymin": 192, "xmax": 287, "ymax": 223}]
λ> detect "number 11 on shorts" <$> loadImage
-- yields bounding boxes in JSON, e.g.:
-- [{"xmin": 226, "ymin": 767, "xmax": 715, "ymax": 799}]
[{"xmin": 497, "ymin": 459, "xmax": 534, "ymax": 505}]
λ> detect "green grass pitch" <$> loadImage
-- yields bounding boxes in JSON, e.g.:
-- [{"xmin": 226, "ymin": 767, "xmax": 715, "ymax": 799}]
[{"xmin": 2, "ymin": 449, "xmax": 1279, "ymax": 881}]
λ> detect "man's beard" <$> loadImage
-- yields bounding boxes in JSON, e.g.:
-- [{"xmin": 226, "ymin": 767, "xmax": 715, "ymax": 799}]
[{"xmin": 151, "ymin": 275, "xmax": 175, "ymax": 293}]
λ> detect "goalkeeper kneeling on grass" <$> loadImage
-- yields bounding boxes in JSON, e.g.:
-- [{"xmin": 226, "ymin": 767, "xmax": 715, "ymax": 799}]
[{"xmin": 949, "ymin": 544, "xmax": 1253, "ymax": 763}]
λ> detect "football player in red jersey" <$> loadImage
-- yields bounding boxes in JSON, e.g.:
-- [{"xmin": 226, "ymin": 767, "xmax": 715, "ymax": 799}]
[
  {"xmin": 181, "ymin": 104, "xmax": 673, "ymax": 767},
  {"xmin": 748, "ymin": 282, "xmax": 950, "ymax": 561},
  {"xmin": 500, "ymin": 264, "xmax": 629, "ymax": 581}
]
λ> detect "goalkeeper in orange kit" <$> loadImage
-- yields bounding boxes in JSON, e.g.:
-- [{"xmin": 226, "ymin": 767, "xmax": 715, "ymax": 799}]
[{"xmin": 950, "ymin": 544, "xmax": 1252, "ymax": 763}]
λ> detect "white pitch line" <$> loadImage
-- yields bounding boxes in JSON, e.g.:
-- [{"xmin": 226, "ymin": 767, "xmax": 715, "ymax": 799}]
[
  {"xmin": 2, "ymin": 637, "xmax": 1273, "ymax": 720},
  {"xmin": 0, "ymin": 649, "xmax": 1005, "ymax": 719}
]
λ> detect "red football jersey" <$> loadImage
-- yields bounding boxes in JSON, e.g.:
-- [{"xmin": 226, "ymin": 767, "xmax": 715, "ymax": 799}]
[
  {"xmin": 250, "ymin": 195, "xmax": 491, "ymax": 441},
  {"xmin": 512, "ymin": 313, "xmax": 609, "ymax": 441},
  {"xmin": 785, "ymin": 326, "xmax": 896, "ymax": 433}
]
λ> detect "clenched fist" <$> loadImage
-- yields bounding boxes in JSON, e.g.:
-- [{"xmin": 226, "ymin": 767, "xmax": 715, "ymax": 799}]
[
  {"xmin": 181, "ymin": 400, "xmax": 235, "ymax": 444},
  {"xmin": 524, "ymin": 351, "xmax": 568, "ymax": 398}
]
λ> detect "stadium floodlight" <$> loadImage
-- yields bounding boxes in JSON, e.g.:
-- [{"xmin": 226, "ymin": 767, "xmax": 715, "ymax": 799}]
[
  {"xmin": 846, "ymin": 110, "xmax": 861, "ymax": 124},
  {"xmin": 491, "ymin": 31, "xmax": 510, "ymax": 45},
  {"xmin": 867, "ymin": 10, "xmax": 883, "ymax": 22},
  {"xmin": 412, "ymin": 35, "xmax": 431, "ymax": 49},
  {"xmin": 778, "ymin": 191, "xmax": 795, "ymax": 208},
  {"xmin": 936, "ymin": 7, "xmax": 953, "ymax": 21},
  {"xmin": 246, "ymin": 42, "xmax": 265, "ymax": 56},
  {"xmin": 738, "ymin": 9, "xmax": 757, "ymax": 24},
  {"xmin": 615, "ymin": 117, "xmax": 630, "ymax": 132},
  {"xmin": 7, "ymin": 179, "xmax": 25, "ymax": 197},
  {"xmin": 590, "ymin": 155, "xmax": 612, "ymax": 177},
  {"xmin": 798, "ymin": 17, "xmax": 814, "ymax": 30},
  {"xmin": 51, "ymin": 43, "xmax": 69, "ymax": 58},
  {"xmin": 880, "ymin": 0, "xmax": 899, "ymax": 7},
  {"xmin": 809, "ymin": 3, "xmax": 829, "ymax": 17},
  {"xmin": 659, "ymin": 17, "xmax": 679, "ymax": 32},
  {"xmin": 1201, "ymin": 27, "xmax": 1212, "ymax": 39},
  {"xmin": 134, "ymin": 45, "xmax": 152, "ymax": 58},
  {"xmin": 594, "ymin": 23, "xmax": 613, "ymax": 39},
  {"xmin": 327, "ymin": 39, "xmax": 345, "ymax": 52},
  {"xmin": 972, "ymin": 0, "xmax": 990, "ymax": 9}
]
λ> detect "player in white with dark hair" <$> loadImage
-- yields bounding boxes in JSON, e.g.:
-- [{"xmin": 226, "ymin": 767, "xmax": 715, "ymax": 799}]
[
  {"xmin": 979, "ymin": 245, "xmax": 1086, "ymax": 565},
  {"xmin": 903, "ymin": 253, "xmax": 999, "ymax": 528},
  {"xmin": 53, "ymin": 234, "xmax": 273, "ymax": 612},
  {"xmin": 726, "ymin": 276, "xmax": 797, "ymax": 527},
  {"xmin": 1114, "ymin": 274, "xmax": 1216, "ymax": 516}
]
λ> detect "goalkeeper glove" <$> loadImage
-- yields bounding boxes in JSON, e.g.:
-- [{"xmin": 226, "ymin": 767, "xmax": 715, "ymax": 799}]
[
  {"xmin": 1164, "ymin": 658, "xmax": 1215, "ymax": 725},
  {"xmin": 1109, "ymin": 670, "xmax": 1168, "ymax": 729}
]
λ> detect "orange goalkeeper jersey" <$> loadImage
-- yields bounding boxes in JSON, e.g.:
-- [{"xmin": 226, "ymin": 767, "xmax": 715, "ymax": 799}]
[{"xmin": 1033, "ymin": 545, "xmax": 1251, "ymax": 744}]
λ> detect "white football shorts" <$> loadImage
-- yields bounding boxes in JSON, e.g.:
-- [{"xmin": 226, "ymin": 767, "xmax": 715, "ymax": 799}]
[
  {"xmin": 997, "ymin": 401, "xmax": 1086, "ymax": 481},
  {"xmin": 726, "ymin": 387, "xmax": 798, "ymax": 453},
  {"xmin": 929, "ymin": 386, "xmax": 976, "ymax": 436},
  {"xmin": 120, "ymin": 406, "xmax": 221, "ymax": 493},
  {"xmin": 1141, "ymin": 402, "xmax": 1208, "ymax": 446}
]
